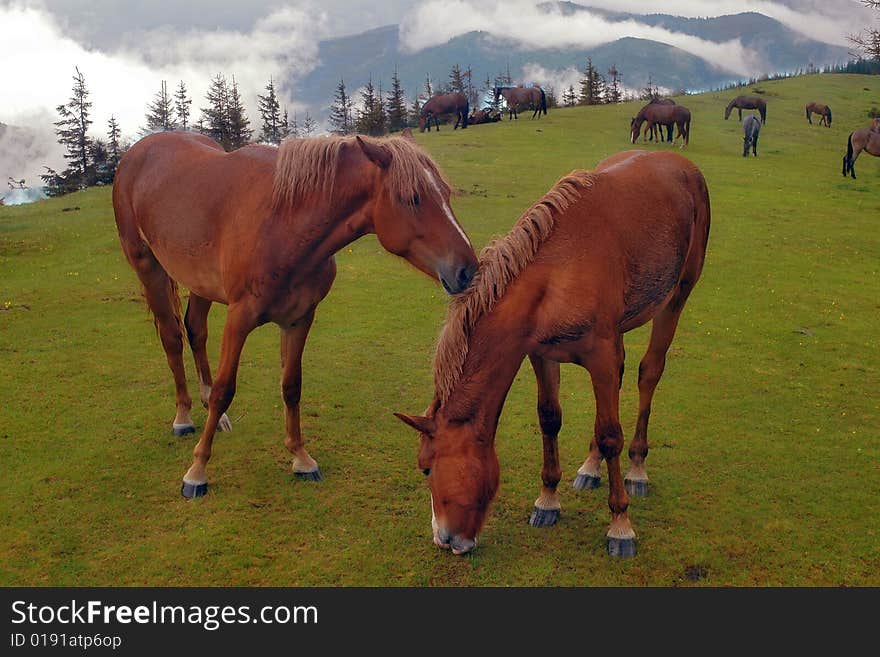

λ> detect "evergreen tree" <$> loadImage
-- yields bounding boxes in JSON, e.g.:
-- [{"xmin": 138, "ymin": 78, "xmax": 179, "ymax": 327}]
[
  {"xmin": 356, "ymin": 76, "xmax": 385, "ymax": 136},
  {"xmin": 257, "ymin": 77, "xmax": 282, "ymax": 144},
  {"xmin": 281, "ymin": 107, "xmax": 290, "ymax": 138},
  {"xmin": 329, "ymin": 79, "xmax": 353, "ymax": 134},
  {"xmin": 579, "ymin": 58, "xmax": 604, "ymax": 105},
  {"xmin": 464, "ymin": 66, "xmax": 478, "ymax": 108},
  {"xmin": 640, "ymin": 74, "xmax": 659, "ymax": 101},
  {"xmin": 89, "ymin": 138, "xmax": 111, "ymax": 185},
  {"xmin": 174, "ymin": 80, "xmax": 192, "ymax": 130},
  {"xmin": 52, "ymin": 66, "xmax": 93, "ymax": 191},
  {"xmin": 386, "ymin": 66, "xmax": 408, "ymax": 133},
  {"xmin": 145, "ymin": 80, "xmax": 174, "ymax": 131},
  {"xmin": 562, "ymin": 85, "xmax": 578, "ymax": 107},
  {"xmin": 289, "ymin": 110, "xmax": 301, "ymax": 138},
  {"xmin": 200, "ymin": 73, "xmax": 230, "ymax": 148},
  {"xmin": 227, "ymin": 76, "xmax": 252, "ymax": 149},
  {"xmin": 449, "ymin": 64, "xmax": 466, "ymax": 95},
  {"xmin": 408, "ymin": 96, "xmax": 422, "ymax": 128},
  {"xmin": 106, "ymin": 115, "xmax": 122, "ymax": 182},
  {"xmin": 302, "ymin": 111, "xmax": 316, "ymax": 137},
  {"xmin": 423, "ymin": 73, "xmax": 434, "ymax": 99},
  {"xmin": 544, "ymin": 86, "xmax": 558, "ymax": 109},
  {"xmin": 605, "ymin": 65, "xmax": 622, "ymax": 104}
]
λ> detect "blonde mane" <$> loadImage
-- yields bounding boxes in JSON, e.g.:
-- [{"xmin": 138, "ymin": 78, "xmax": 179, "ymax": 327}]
[
  {"xmin": 433, "ymin": 170, "xmax": 595, "ymax": 403},
  {"xmin": 272, "ymin": 135, "xmax": 451, "ymax": 210}
]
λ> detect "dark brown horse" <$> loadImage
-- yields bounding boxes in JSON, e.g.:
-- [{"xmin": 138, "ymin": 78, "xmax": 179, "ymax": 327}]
[
  {"xmin": 113, "ymin": 131, "xmax": 477, "ymax": 497},
  {"xmin": 419, "ymin": 92, "xmax": 469, "ymax": 132},
  {"xmin": 396, "ymin": 150, "xmax": 710, "ymax": 557},
  {"xmin": 725, "ymin": 95, "xmax": 766, "ymax": 124},
  {"xmin": 646, "ymin": 97, "xmax": 676, "ymax": 142},
  {"xmin": 468, "ymin": 108, "xmax": 501, "ymax": 125},
  {"xmin": 842, "ymin": 127, "xmax": 880, "ymax": 178},
  {"xmin": 806, "ymin": 102, "xmax": 832, "ymax": 127},
  {"xmin": 494, "ymin": 85, "xmax": 547, "ymax": 120},
  {"xmin": 630, "ymin": 104, "xmax": 691, "ymax": 148}
]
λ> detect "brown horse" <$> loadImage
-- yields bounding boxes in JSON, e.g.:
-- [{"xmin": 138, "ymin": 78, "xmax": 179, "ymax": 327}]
[
  {"xmin": 630, "ymin": 104, "xmax": 691, "ymax": 148},
  {"xmin": 725, "ymin": 95, "xmax": 766, "ymax": 124},
  {"xmin": 647, "ymin": 98, "xmax": 675, "ymax": 142},
  {"xmin": 419, "ymin": 92, "xmax": 469, "ymax": 132},
  {"xmin": 113, "ymin": 131, "xmax": 477, "ymax": 497},
  {"xmin": 871, "ymin": 117, "xmax": 880, "ymax": 132},
  {"xmin": 468, "ymin": 108, "xmax": 501, "ymax": 125},
  {"xmin": 842, "ymin": 127, "xmax": 880, "ymax": 178},
  {"xmin": 494, "ymin": 85, "xmax": 547, "ymax": 120},
  {"xmin": 396, "ymin": 150, "xmax": 710, "ymax": 557},
  {"xmin": 806, "ymin": 102, "xmax": 832, "ymax": 127}
]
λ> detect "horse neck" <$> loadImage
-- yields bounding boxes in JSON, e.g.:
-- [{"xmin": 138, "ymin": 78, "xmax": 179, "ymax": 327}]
[{"xmin": 441, "ymin": 308, "xmax": 530, "ymax": 439}]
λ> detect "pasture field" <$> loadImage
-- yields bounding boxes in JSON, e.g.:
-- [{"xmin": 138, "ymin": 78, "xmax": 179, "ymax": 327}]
[{"xmin": 1, "ymin": 74, "xmax": 878, "ymax": 586}]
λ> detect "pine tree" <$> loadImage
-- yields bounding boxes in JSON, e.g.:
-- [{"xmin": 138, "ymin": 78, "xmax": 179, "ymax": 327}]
[
  {"xmin": 408, "ymin": 96, "xmax": 422, "ymax": 128},
  {"xmin": 329, "ymin": 79, "xmax": 353, "ymax": 134},
  {"xmin": 449, "ymin": 64, "xmax": 466, "ymax": 95},
  {"xmin": 640, "ymin": 74, "xmax": 659, "ymax": 101},
  {"xmin": 200, "ymin": 73, "xmax": 230, "ymax": 148},
  {"xmin": 356, "ymin": 76, "xmax": 385, "ymax": 136},
  {"xmin": 605, "ymin": 65, "xmax": 622, "ymax": 104},
  {"xmin": 227, "ymin": 76, "xmax": 252, "ymax": 149},
  {"xmin": 257, "ymin": 77, "xmax": 282, "ymax": 144},
  {"xmin": 174, "ymin": 81, "xmax": 192, "ymax": 130},
  {"xmin": 302, "ymin": 111, "xmax": 316, "ymax": 137},
  {"xmin": 289, "ymin": 110, "xmax": 301, "ymax": 138},
  {"xmin": 52, "ymin": 66, "xmax": 93, "ymax": 191},
  {"xmin": 579, "ymin": 58, "xmax": 603, "ymax": 105},
  {"xmin": 464, "ymin": 66, "xmax": 478, "ymax": 108},
  {"xmin": 562, "ymin": 85, "xmax": 578, "ymax": 107},
  {"xmin": 145, "ymin": 80, "xmax": 174, "ymax": 131},
  {"xmin": 89, "ymin": 138, "xmax": 110, "ymax": 185},
  {"xmin": 386, "ymin": 66, "xmax": 408, "ymax": 133},
  {"xmin": 423, "ymin": 73, "xmax": 434, "ymax": 99},
  {"xmin": 281, "ymin": 107, "xmax": 290, "ymax": 138},
  {"xmin": 106, "ymin": 115, "xmax": 122, "ymax": 182}
]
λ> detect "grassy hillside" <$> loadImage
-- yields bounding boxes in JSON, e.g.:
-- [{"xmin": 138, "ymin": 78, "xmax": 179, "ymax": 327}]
[{"xmin": 1, "ymin": 74, "xmax": 878, "ymax": 586}]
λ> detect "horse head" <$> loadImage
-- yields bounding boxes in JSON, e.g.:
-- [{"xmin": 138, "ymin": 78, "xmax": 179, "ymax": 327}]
[{"xmin": 630, "ymin": 116, "xmax": 643, "ymax": 144}]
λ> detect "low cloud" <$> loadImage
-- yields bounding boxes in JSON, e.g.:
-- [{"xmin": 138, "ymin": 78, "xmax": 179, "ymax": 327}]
[
  {"xmin": 400, "ymin": 1, "xmax": 763, "ymax": 77},
  {"xmin": 521, "ymin": 63, "xmax": 655, "ymax": 102}
]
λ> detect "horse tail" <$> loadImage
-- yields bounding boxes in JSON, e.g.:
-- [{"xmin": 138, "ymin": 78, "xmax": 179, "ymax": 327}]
[
  {"xmin": 463, "ymin": 98, "xmax": 469, "ymax": 128},
  {"xmin": 540, "ymin": 87, "xmax": 547, "ymax": 115},
  {"xmin": 843, "ymin": 132, "xmax": 853, "ymax": 176},
  {"xmin": 761, "ymin": 104, "xmax": 767, "ymax": 124},
  {"xmin": 805, "ymin": 105, "xmax": 810, "ymax": 121},
  {"xmin": 826, "ymin": 107, "xmax": 832, "ymax": 124}
]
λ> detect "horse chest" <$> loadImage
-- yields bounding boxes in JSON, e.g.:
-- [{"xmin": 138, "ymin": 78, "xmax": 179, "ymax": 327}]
[{"xmin": 265, "ymin": 259, "xmax": 337, "ymax": 326}]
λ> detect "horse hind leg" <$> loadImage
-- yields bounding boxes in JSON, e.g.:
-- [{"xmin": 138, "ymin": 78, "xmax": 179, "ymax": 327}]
[
  {"xmin": 184, "ymin": 294, "xmax": 231, "ymax": 432},
  {"xmin": 527, "ymin": 355, "xmax": 563, "ymax": 528},
  {"xmin": 281, "ymin": 309, "xmax": 322, "ymax": 481}
]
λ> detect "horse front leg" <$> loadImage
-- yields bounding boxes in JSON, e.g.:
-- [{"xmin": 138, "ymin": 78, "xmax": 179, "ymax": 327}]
[
  {"xmin": 281, "ymin": 308, "xmax": 322, "ymax": 481},
  {"xmin": 182, "ymin": 304, "xmax": 257, "ymax": 498},
  {"xmin": 527, "ymin": 355, "xmax": 563, "ymax": 528}
]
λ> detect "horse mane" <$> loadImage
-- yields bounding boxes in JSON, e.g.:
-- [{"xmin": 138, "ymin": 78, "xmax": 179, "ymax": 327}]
[
  {"xmin": 272, "ymin": 135, "xmax": 451, "ymax": 210},
  {"xmin": 433, "ymin": 170, "xmax": 595, "ymax": 403}
]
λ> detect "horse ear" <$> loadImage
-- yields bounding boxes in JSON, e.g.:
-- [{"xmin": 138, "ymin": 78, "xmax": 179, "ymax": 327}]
[
  {"xmin": 356, "ymin": 135, "xmax": 393, "ymax": 169},
  {"xmin": 394, "ymin": 412, "xmax": 436, "ymax": 437}
]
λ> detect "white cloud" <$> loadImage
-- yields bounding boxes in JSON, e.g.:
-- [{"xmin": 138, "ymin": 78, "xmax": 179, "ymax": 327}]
[
  {"xmin": 0, "ymin": 3, "xmax": 326, "ymax": 183},
  {"xmin": 399, "ymin": 1, "xmax": 764, "ymax": 77},
  {"xmin": 520, "ymin": 63, "xmax": 654, "ymax": 101}
]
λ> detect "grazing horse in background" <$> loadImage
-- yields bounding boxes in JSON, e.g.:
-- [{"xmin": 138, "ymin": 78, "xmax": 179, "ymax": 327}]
[
  {"xmin": 743, "ymin": 114, "xmax": 761, "ymax": 157},
  {"xmin": 396, "ymin": 150, "xmax": 710, "ymax": 557},
  {"xmin": 113, "ymin": 131, "xmax": 477, "ymax": 497},
  {"xmin": 806, "ymin": 102, "xmax": 832, "ymax": 127},
  {"xmin": 842, "ymin": 127, "xmax": 880, "ymax": 178},
  {"xmin": 725, "ymin": 95, "xmax": 767, "ymax": 124},
  {"xmin": 419, "ymin": 92, "xmax": 469, "ymax": 132},
  {"xmin": 631, "ymin": 104, "xmax": 691, "ymax": 148},
  {"xmin": 646, "ymin": 97, "xmax": 676, "ymax": 142},
  {"xmin": 494, "ymin": 85, "xmax": 548, "ymax": 120}
]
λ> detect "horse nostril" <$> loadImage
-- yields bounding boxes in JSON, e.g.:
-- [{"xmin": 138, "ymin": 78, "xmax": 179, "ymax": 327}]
[{"xmin": 456, "ymin": 265, "xmax": 475, "ymax": 290}]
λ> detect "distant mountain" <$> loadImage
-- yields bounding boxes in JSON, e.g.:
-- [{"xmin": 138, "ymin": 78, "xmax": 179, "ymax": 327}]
[{"xmin": 289, "ymin": 4, "xmax": 850, "ymax": 115}]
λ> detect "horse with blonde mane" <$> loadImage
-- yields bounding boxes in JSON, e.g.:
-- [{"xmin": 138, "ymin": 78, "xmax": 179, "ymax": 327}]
[
  {"xmin": 113, "ymin": 131, "xmax": 477, "ymax": 497},
  {"xmin": 396, "ymin": 150, "xmax": 710, "ymax": 557}
]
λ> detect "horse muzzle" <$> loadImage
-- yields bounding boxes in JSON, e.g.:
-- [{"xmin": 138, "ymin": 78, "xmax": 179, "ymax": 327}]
[{"xmin": 439, "ymin": 262, "xmax": 476, "ymax": 295}]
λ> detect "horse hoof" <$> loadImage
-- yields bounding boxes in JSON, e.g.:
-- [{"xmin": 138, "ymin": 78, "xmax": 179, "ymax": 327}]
[
  {"xmin": 573, "ymin": 474, "xmax": 601, "ymax": 490},
  {"xmin": 528, "ymin": 507, "xmax": 560, "ymax": 528},
  {"xmin": 624, "ymin": 478, "xmax": 649, "ymax": 497},
  {"xmin": 607, "ymin": 537, "xmax": 637, "ymax": 558},
  {"xmin": 181, "ymin": 479, "xmax": 208, "ymax": 498},
  {"xmin": 217, "ymin": 413, "xmax": 232, "ymax": 432},
  {"xmin": 294, "ymin": 468, "xmax": 323, "ymax": 482},
  {"xmin": 172, "ymin": 423, "xmax": 195, "ymax": 437}
]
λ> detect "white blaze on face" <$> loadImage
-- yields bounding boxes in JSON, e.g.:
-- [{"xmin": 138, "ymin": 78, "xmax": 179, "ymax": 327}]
[
  {"xmin": 423, "ymin": 168, "xmax": 471, "ymax": 247},
  {"xmin": 431, "ymin": 493, "xmax": 442, "ymax": 546}
]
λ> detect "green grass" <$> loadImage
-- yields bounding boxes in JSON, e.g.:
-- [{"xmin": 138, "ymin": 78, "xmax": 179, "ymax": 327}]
[{"xmin": 1, "ymin": 73, "xmax": 878, "ymax": 586}]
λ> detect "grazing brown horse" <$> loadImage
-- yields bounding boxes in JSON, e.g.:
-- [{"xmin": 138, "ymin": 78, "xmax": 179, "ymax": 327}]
[
  {"xmin": 396, "ymin": 150, "xmax": 710, "ymax": 557},
  {"xmin": 113, "ymin": 131, "xmax": 477, "ymax": 497},
  {"xmin": 419, "ymin": 92, "xmax": 469, "ymax": 132},
  {"xmin": 630, "ymin": 104, "xmax": 691, "ymax": 148},
  {"xmin": 494, "ymin": 85, "xmax": 548, "ymax": 120},
  {"xmin": 647, "ymin": 97, "xmax": 676, "ymax": 142},
  {"xmin": 725, "ymin": 95, "xmax": 766, "ymax": 124},
  {"xmin": 842, "ymin": 127, "xmax": 880, "ymax": 178},
  {"xmin": 806, "ymin": 102, "xmax": 832, "ymax": 127}
]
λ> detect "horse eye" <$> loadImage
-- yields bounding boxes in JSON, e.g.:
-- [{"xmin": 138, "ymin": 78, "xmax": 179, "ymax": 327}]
[
  {"xmin": 422, "ymin": 468, "xmax": 431, "ymax": 476},
  {"xmin": 412, "ymin": 193, "xmax": 420, "ymax": 206}
]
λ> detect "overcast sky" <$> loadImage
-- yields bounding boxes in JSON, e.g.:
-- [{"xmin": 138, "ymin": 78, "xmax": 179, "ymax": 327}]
[{"xmin": 1, "ymin": 0, "xmax": 874, "ymax": 185}]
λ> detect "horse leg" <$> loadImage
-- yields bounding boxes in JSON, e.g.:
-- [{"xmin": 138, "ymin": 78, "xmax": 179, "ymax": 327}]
[
  {"xmin": 584, "ymin": 335, "xmax": 634, "ymax": 556},
  {"xmin": 181, "ymin": 304, "xmax": 256, "ymax": 497},
  {"xmin": 281, "ymin": 309, "xmax": 322, "ymax": 480},
  {"xmin": 738, "ymin": 108, "xmax": 742, "ymax": 122},
  {"xmin": 527, "ymin": 355, "xmax": 563, "ymax": 528},
  {"xmin": 753, "ymin": 132, "xmax": 759, "ymax": 157},
  {"xmin": 184, "ymin": 294, "xmax": 231, "ymax": 432}
]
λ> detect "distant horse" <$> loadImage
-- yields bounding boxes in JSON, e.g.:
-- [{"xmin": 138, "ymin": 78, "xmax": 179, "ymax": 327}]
[
  {"xmin": 468, "ymin": 108, "xmax": 501, "ymax": 125},
  {"xmin": 494, "ymin": 85, "xmax": 548, "ymax": 120},
  {"xmin": 113, "ymin": 131, "xmax": 477, "ymax": 497},
  {"xmin": 806, "ymin": 102, "xmax": 832, "ymax": 127},
  {"xmin": 396, "ymin": 150, "xmax": 710, "ymax": 557},
  {"xmin": 841, "ymin": 127, "xmax": 880, "ymax": 179},
  {"xmin": 871, "ymin": 117, "xmax": 880, "ymax": 132},
  {"xmin": 646, "ymin": 97, "xmax": 676, "ymax": 142},
  {"xmin": 743, "ymin": 114, "xmax": 761, "ymax": 157},
  {"xmin": 630, "ymin": 104, "xmax": 691, "ymax": 148},
  {"xmin": 725, "ymin": 95, "xmax": 767, "ymax": 124},
  {"xmin": 419, "ymin": 92, "xmax": 469, "ymax": 132}
]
